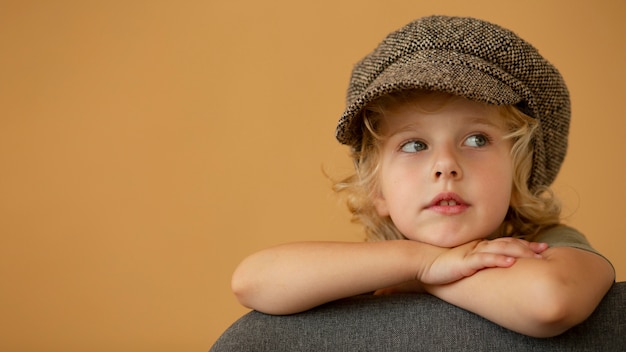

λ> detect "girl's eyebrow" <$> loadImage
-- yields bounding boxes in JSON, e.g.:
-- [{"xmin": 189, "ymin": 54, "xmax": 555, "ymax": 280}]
[
  {"xmin": 386, "ymin": 115, "xmax": 503, "ymax": 137},
  {"xmin": 385, "ymin": 123, "xmax": 422, "ymax": 138},
  {"xmin": 466, "ymin": 116, "xmax": 507, "ymax": 130}
]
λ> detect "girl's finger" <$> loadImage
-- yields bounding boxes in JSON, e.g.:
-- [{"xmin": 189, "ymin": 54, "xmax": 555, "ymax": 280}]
[{"xmin": 475, "ymin": 239, "xmax": 542, "ymax": 259}]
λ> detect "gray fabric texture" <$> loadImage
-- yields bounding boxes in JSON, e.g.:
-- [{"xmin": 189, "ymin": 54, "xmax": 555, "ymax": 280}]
[{"xmin": 210, "ymin": 281, "xmax": 625, "ymax": 351}]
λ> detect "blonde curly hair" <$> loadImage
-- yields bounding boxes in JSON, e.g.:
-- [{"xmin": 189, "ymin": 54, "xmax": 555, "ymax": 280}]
[{"xmin": 334, "ymin": 90, "xmax": 561, "ymax": 242}]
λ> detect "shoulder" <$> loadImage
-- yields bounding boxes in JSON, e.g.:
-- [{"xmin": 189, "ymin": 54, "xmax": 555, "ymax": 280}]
[
  {"xmin": 530, "ymin": 225, "xmax": 591, "ymax": 249},
  {"xmin": 530, "ymin": 225, "xmax": 614, "ymax": 277}
]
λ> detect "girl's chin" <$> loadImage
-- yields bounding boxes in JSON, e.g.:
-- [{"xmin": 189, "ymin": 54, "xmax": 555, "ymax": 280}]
[{"xmin": 405, "ymin": 230, "xmax": 490, "ymax": 248}]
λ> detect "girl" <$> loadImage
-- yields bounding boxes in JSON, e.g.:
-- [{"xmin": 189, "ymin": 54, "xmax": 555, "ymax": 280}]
[{"xmin": 231, "ymin": 15, "xmax": 614, "ymax": 338}]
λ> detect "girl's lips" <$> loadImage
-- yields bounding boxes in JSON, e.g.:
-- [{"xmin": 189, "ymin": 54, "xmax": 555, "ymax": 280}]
[{"xmin": 427, "ymin": 192, "xmax": 469, "ymax": 215}]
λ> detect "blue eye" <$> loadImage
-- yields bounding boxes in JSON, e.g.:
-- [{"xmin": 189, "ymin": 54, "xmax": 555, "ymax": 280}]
[
  {"xmin": 465, "ymin": 134, "xmax": 489, "ymax": 147},
  {"xmin": 400, "ymin": 140, "xmax": 428, "ymax": 153}
]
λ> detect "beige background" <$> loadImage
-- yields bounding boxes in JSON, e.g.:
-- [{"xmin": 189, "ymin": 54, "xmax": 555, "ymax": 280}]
[{"xmin": 1, "ymin": 0, "xmax": 624, "ymax": 350}]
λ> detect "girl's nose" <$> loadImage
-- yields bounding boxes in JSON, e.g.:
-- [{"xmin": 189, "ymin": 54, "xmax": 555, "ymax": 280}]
[
  {"xmin": 432, "ymin": 148, "xmax": 463, "ymax": 180},
  {"xmin": 435, "ymin": 169, "xmax": 459, "ymax": 178}
]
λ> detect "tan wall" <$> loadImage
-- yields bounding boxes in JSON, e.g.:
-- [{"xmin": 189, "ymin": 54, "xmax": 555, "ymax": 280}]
[{"xmin": 0, "ymin": 0, "xmax": 624, "ymax": 350}]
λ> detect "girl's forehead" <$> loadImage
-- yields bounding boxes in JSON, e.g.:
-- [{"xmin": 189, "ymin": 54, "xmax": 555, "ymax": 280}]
[{"xmin": 380, "ymin": 94, "xmax": 504, "ymax": 131}]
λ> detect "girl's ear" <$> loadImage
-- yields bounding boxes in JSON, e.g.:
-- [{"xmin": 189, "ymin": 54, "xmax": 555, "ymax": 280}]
[{"xmin": 373, "ymin": 192, "xmax": 390, "ymax": 217}]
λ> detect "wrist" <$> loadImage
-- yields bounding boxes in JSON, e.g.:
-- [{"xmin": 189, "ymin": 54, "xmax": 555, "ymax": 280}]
[{"xmin": 394, "ymin": 239, "xmax": 443, "ymax": 283}]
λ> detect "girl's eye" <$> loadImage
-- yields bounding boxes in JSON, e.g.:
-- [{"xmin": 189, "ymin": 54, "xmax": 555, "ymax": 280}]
[
  {"xmin": 464, "ymin": 134, "xmax": 490, "ymax": 148},
  {"xmin": 400, "ymin": 140, "xmax": 428, "ymax": 153}
]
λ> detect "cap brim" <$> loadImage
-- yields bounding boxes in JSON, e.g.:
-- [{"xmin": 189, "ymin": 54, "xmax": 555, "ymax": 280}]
[{"xmin": 337, "ymin": 50, "xmax": 524, "ymax": 146}]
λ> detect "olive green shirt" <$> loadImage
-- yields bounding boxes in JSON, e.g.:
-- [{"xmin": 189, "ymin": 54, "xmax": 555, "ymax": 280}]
[{"xmin": 528, "ymin": 225, "xmax": 614, "ymax": 277}]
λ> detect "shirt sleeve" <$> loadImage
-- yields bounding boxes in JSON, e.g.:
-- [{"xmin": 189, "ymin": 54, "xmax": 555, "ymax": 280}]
[{"xmin": 529, "ymin": 225, "xmax": 614, "ymax": 277}]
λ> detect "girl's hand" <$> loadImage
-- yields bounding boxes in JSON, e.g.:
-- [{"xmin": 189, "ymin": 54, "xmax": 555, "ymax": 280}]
[{"xmin": 417, "ymin": 237, "xmax": 547, "ymax": 286}]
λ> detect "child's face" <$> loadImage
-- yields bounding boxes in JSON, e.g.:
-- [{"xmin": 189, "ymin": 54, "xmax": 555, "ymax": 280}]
[{"xmin": 373, "ymin": 95, "xmax": 513, "ymax": 247}]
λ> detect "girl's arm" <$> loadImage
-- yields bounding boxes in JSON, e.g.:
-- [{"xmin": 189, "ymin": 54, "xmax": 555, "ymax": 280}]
[
  {"xmin": 424, "ymin": 247, "xmax": 614, "ymax": 338},
  {"xmin": 231, "ymin": 238, "xmax": 545, "ymax": 315}
]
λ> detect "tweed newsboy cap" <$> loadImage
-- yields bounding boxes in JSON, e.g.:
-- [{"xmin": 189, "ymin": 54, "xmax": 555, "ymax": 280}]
[{"xmin": 336, "ymin": 15, "xmax": 570, "ymax": 191}]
